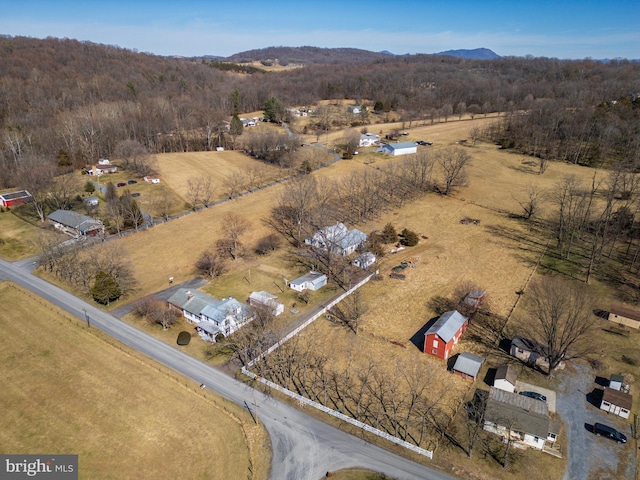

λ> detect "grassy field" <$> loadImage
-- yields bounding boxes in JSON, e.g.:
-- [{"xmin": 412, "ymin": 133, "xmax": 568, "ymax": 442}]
[
  {"xmin": 0, "ymin": 210, "xmax": 61, "ymax": 260},
  {"xmin": 0, "ymin": 281, "xmax": 270, "ymax": 480},
  {"xmin": 24, "ymin": 115, "xmax": 639, "ymax": 478}
]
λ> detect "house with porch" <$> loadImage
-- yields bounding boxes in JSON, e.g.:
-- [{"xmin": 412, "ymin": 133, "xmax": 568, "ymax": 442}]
[
  {"xmin": 484, "ymin": 387, "xmax": 559, "ymax": 451},
  {"xmin": 423, "ymin": 310, "xmax": 469, "ymax": 360},
  {"xmin": 197, "ymin": 297, "xmax": 254, "ymax": 340},
  {"xmin": 305, "ymin": 222, "xmax": 367, "ymax": 256},
  {"xmin": 167, "ymin": 289, "xmax": 217, "ymax": 323},
  {"xmin": 48, "ymin": 210, "xmax": 104, "ymax": 237}
]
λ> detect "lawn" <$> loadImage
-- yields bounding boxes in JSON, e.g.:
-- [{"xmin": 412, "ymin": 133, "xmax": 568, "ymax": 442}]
[
  {"xmin": 0, "ymin": 281, "xmax": 270, "ymax": 480},
  {"xmin": 0, "ymin": 210, "xmax": 61, "ymax": 260}
]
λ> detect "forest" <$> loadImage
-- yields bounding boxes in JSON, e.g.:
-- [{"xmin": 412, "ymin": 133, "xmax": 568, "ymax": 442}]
[{"xmin": 1, "ymin": 35, "xmax": 639, "ymax": 191}]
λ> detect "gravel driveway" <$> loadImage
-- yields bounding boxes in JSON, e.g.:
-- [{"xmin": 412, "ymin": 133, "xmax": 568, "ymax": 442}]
[{"xmin": 556, "ymin": 363, "xmax": 635, "ymax": 479}]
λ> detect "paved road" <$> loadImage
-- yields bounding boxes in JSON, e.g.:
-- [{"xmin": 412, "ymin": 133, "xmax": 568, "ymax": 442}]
[{"xmin": 0, "ymin": 258, "xmax": 456, "ymax": 480}]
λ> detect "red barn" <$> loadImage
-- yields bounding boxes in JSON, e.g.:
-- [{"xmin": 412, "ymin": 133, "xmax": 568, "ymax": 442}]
[
  {"xmin": 0, "ymin": 190, "xmax": 32, "ymax": 207},
  {"xmin": 424, "ymin": 310, "xmax": 469, "ymax": 360}
]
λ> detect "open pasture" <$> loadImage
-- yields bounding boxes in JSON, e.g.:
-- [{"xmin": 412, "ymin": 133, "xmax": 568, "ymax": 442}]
[{"xmin": 0, "ymin": 282, "xmax": 269, "ymax": 480}]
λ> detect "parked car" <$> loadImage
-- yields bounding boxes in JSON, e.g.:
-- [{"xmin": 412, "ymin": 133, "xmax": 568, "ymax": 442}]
[
  {"xmin": 416, "ymin": 140, "xmax": 434, "ymax": 146},
  {"xmin": 116, "ymin": 182, "xmax": 127, "ymax": 187},
  {"xmin": 519, "ymin": 391, "xmax": 547, "ymax": 403},
  {"xmin": 131, "ymin": 192, "xmax": 141, "ymax": 197},
  {"xmin": 127, "ymin": 179, "xmax": 137, "ymax": 185},
  {"xmin": 593, "ymin": 423, "xmax": 627, "ymax": 443}
]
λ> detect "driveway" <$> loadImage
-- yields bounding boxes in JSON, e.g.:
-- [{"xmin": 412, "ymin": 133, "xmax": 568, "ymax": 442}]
[
  {"xmin": 515, "ymin": 380, "xmax": 557, "ymax": 413},
  {"xmin": 556, "ymin": 363, "xmax": 635, "ymax": 480}
]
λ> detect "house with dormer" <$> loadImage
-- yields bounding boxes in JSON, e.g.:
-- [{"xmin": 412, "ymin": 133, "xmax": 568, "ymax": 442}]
[{"xmin": 305, "ymin": 222, "xmax": 367, "ymax": 257}]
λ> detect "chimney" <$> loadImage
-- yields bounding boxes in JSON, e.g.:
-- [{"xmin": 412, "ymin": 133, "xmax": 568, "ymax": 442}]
[{"xmin": 186, "ymin": 291, "xmax": 193, "ymax": 300}]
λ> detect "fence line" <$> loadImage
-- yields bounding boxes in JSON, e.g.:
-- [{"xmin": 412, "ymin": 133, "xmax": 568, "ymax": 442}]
[{"xmin": 243, "ymin": 271, "xmax": 434, "ymax": 459}]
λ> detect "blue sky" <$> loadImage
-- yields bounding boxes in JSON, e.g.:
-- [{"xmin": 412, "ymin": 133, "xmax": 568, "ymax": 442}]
[{"xmin": 1, "ymin": 0, "xmax": 638, "ymax": 59}]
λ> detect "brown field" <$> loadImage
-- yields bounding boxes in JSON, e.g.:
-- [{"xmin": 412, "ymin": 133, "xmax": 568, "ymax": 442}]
[
  {"xmin": 0, "ymin": 210, "xmax": 64, "ymax": 260},
  {"xmin": 27, "ymin": 116, "xmax": 636, "ymax": 478},
  {"xmin": 0, "ymin": 282, "xmax": 270, "ymax": 480},
  {"xmin": 154, "ymin": 150, "xmax": 285, "ymax": 203}
]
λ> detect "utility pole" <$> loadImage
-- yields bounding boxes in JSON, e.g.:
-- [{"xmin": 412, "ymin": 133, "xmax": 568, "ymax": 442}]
[{"xmin": 83, "ymin": 307, "xmax": 90, "ymax": 328}]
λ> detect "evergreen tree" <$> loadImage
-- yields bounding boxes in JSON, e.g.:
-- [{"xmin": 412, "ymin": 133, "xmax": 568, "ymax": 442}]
[
  {"xmin": 400, "ymin": 228, "xmax": 419, "ymax": 246},
  {"xmin": 84, "ymin": 180, "xmax": 95, "ymax": 193},
  {"xmin": 381, "ymin": 222, "xmax": 398, "ymax": 243},
  {"xmin": 263, "ymin": 96, "xmax": 285, "ymax": 123},
  {"xmin": 91, "ymin": 270, "xmax": 122, "ymax": 304}
]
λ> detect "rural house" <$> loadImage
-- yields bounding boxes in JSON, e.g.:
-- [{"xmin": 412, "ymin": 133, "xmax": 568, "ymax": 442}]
[
  {"xmin": 381, "ymin": 142, "xmax": 417, "ymax": 156},
  {"xmin": 608, "ymin": 304, "xmax": 640, "ymax": 329},
  {"xmin": 86, "ymin": 159, "xmax": 117, "ymax": 176},
  {"xmin": 167, "ymin": 288, "xmax": 254, "ymax": 342},
  {"xmin": 289, "ymin": 271, "xmax": 327, "ymax": 292},
  {"xmin": 494, "ymin": 365, "xmax": 518, "ymax": 393},
  {"xmin": 510, "ymin": 335, "xmax": 550, "ymax": 369},
  {"xmin": 249, "ymin": 291, "xmax": 285, "ymax": 316},
  {"xmin": 0, "ymin": 190, "xmax": 32, "ymax": 207},
  {"xmin": 48, "ymin": 210, "xmax": 104, "ymax": 237},
  {"xmin": 359, "ymin": 133, "xmax": 380, "ymax": 147},
  {"xmin": 484, "ymin": 387, "xmax": 559, "ymax": 451},
  {"xmin": 452, "ymin": 352, "xmax": 484, "ymax": 380},
  {"xmin": 306, "ymin": 223, "xmax": 367, "ymax": 257},
  {"xmin": 353, "ymin": 252, "xmax": 376, "ymax": 269},
  {"xmin": 600, "ymin": 387, "xmax": 633, "ymax": 419},
  {"xmin": 423, "ymin": 310, "xmax": 469, "ymax": 360},
  {"xmin": 167, "ymin": 289, "xmax": 217, "ymax": 323},
  {"xmin": 197, "ymin": 297, "xmax": 254, "ymax": 341}
]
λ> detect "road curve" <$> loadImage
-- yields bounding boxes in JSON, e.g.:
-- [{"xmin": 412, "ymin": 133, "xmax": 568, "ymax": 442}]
[{"xmin": 0, "ymin": 258, "xmax": 457, "ymax": 480}]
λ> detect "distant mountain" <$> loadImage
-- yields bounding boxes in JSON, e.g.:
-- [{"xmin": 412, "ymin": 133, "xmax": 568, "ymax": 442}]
[
  {"xmin": 224, "ymin": 46, "xmax": 394, "ymax": 65},
  {"xmin": 436, "ymin": 48, "xmax": 500, "ymax": 60}
]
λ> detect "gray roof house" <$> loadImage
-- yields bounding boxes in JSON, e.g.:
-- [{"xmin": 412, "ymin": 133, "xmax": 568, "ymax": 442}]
[
  {"xmin": 289, "ymin": 271, "xmax": 327, "ymax": 292},
  {"xmin": 452, "ymin": 352, "xmax": 484, "ymax": 380},
  {"xmin": 198, "ymin": 297, "xmax": 254, "ymax": 340},
  {"xmin": 48, "ymin": 209, "xmax": 104, "ymax": 237},
  {"xmin": 167, "ymin": 288, "xmax": 217, "ymax": 323},
  {"xmin": 305, "ymin": 222, "xmax": 367, "ymax": 256},
  {"xmin": 484, "ymin": 387, "xmax": 559, "ymax": 450},
  {"xmin": 353, "ymin": 252, "xmax": 376, "ymax": 269},
  {"xmin": 359, "ymin": 133, "xmax": 380, "ymax": 147}
]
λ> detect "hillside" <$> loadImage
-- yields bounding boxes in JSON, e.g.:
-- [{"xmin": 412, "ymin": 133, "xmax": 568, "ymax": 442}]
[
  {"xmin": 436, "ymin": 48, "xmax": 501, "ymax": 59},
  {"xmin": 224, "ymin": 46, "xmax": 393, "ymax": 65}
]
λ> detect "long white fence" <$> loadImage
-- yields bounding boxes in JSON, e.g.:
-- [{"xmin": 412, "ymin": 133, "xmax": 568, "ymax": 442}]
[{"xmin": 242, "ymin": 272, "xmax": 434, "ymax": 459}]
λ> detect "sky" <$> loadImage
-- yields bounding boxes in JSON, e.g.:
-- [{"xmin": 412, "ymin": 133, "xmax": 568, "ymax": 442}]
[{"xmin": 1, "ymin": 0, "xmax": 638, "ymax": 59}]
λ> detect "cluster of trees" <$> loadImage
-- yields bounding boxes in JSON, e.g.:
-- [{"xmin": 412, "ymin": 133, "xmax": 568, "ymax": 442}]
[
  {"xmin": 549, "ymin": 167, "xmax": 640, "ymax": 286},
  {"xmin": 132, "ymin": 295, "xmax": 182, "ymax": 330},
  {"xmin": 37, "ymin": 239, "xmax": 137, "ymax": 303},
  {"xmin": 251, "ymin": 333, "xmax": 463, "ymax": 449},
  {"xmin": 103, "ymin": 183, "xmax": 144, "ymax": 234},
  {"xmin": 3, "ymin": 35, "xmax": 638, "ymax": 191}
]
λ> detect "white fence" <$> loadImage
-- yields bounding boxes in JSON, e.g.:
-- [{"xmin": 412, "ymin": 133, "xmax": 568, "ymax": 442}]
[{"xmin": 243, "ymin": 272, "xmax": 434, "ymax": 459}]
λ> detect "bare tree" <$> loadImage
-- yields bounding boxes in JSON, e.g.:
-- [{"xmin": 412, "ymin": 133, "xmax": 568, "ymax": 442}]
[
  {"xmin": 328, "ymin": 291, "xmax": 368, "ymax": 334},
  {"xmin": 195, "ymin": 249, "xmax": 226, "ymax": 278},
  {"xmin": 521, "ymin": 276, "xmax": 597, "ymax": 377},
  {"xmin": 114, "ymin": 139, "xmax": 157, "ymax": 176},
  {"xmin": 219, "ymin": 212, "xmax": 249, "ymax": 260},
  {"xmin": 514, "ymin": 183, "xmax": 545, "ymax": 220},
  {"xmin": 437, "ymin": 147, "xmax": 471, "ymax": 195}
]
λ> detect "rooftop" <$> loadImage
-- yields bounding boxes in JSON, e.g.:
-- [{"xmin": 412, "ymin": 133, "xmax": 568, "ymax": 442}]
[
  {"xmin": 425, "ymin": 310, "xmax": 468, "ymax": 343},
  {"xmin": 453, "ymin": 352, "xmax": 484, "ymax": 378}
]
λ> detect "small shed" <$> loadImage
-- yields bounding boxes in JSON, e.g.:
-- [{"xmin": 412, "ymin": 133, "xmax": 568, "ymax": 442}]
[
  {"xmin": 289, "ymin": 271, "xmax": 327, "ymax": 292},
  {"xmin": 608, "ymin": 304, "xmax": 640, "ymax": 329},
  {"xmin": 463, "ymin": 290, "xmax": 486, "ymax": 313},
  {"xmin": 83, "ymin": 196, "xmax": 99, "ymax": 207},
  {"xmin": 600, "ymin": 387, "xmax": 632, "ymax": 419},
  {"xmin": 0, "ymin": 190, "xmax": 32, "ymax": 207},
  {"xmin": 494, "ymin": 365, "xmax": 518, "ymax": 393},
  {"xmin": 452, "ymin": 352, "xmax": 484, "ymax": 380},
  {"xmin": 353, "ymin": 252, "xmax": 376, "ymax": 269},
  {"xmin": 609, "ymin": 374, "xmax": 624, "ymax": 391},
  {"xmin": 249, "ymin": 291, "xmax": 285, "ymax": 316}
]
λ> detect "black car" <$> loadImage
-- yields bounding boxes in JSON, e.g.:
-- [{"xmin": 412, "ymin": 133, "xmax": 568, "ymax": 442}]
[
  {"xmin": 127, "ymin": 179, "xmax": 138, "ymax": 185},
  {"xmin": 593, "ymin": 422, "xmax": 627, "ymax": 443},
  {"xmin": 519, "ymin": 391, "xmax": 547, "ymax": 403}
]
